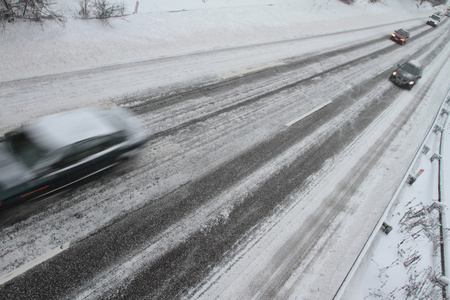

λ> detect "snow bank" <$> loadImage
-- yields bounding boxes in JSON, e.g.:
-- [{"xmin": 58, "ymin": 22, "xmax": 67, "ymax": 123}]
[{"xmin": 0, "ymin": 0, "xmax": 434, "ymax": 81}]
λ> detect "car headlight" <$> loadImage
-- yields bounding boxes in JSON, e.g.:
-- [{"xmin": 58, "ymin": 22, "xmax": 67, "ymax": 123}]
[
  {"xmin": 391, "ymin": 34, "xmax": 395, "ymax": 37},
  {"xmin": 409, "ymin": 81, "xmax": 415, "ymax": 85},
  {"xmin": 392, "ymin": 71, "xmax": 397, "ymax": 76},
  {"xmin": 401, "ymin": 39, "xmax": 405, "ymax": 41}
]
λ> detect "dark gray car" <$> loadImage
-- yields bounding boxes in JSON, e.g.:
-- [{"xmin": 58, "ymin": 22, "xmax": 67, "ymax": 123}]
[{"xmin": 389, "ymin": 61, "xmax": 423, "ymax": 90}]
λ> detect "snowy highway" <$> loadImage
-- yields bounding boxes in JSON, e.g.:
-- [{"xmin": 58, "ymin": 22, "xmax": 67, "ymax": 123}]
[{"xmin": 1, "ymin": 2, "xmax": 450, "ymax": 299}]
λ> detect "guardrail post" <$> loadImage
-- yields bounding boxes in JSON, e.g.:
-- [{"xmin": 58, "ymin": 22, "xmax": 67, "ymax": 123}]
[
  {"xmin": 434, "ymin": 125, "xmax": 444, "ymax": 134},
  {"xmin": 431, "ymin": 153, "xmax": 442, "ymax": 162},
  {"xmin": 428, "ymin": 201, "xmax": 445, "ymax": 213},
  {"xmin": 381, "ymin": 222, "xmax": 393, "ymax": 234},
  {"xmin": 435, "ymin": 275, "xmax": 450, "ymax": 288}
]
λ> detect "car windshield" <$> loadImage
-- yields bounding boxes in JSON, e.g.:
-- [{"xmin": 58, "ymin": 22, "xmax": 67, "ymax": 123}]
[
  {"xmin": 400, "ymin": 63, "xmax": 420, "ymax": 75},
  {"xmin": 396, "ymin": 30, "xmax": 408, "ymax": 37},
  {"xmin": 7, "ymin": 132, "xmax": 46, "ymax": 168},
  {"xmin": 431, "ymin": 15, "xmax": 440, "ymax": 20}
]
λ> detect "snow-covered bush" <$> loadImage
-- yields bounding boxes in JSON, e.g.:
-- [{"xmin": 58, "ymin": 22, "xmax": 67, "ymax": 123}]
[
  {"xmin": 77, "ymin": 0, "xmax": 125, "ymax": 21},
  {"xmin": 0, "ymin": 0, "xmax": 65, "ymax": 24}
]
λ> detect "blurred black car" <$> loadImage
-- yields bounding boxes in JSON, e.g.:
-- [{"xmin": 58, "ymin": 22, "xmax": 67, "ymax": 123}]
[
  {"xmin": 390, "ymin": 29, "xmax": 410, "ymax": 45},
  {"xmin": 389, "ymin": 61, "xmax": 422, "ymax": 90},
  {"xmin": 0, "ymin": 108, "xmax": 147, "ymax": 209}
]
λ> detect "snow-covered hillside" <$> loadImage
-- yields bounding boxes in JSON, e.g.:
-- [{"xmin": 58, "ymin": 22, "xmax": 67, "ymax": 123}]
[{"xmin": 1, "ymin": 0, "xmax": 435, "ymax": 82}]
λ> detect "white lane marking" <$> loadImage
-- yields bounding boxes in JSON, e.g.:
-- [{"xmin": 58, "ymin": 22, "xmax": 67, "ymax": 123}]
[
  {"xmin": 219, "ymin": 61, "xmax": 284, "ymax": 79},
  {"xmin": 286, "ymin": 100, "xmax": 333, "ymax": 127},
  {"xmin": 0, "ymin": 242, "xmax": 70, "ymax": 285}
]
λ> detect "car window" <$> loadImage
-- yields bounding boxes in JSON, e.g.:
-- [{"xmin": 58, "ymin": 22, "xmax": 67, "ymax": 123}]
[
  {"xmin": 396, "ymin": 30, "xmax": 408, "ymax": 37},
  {"xmin": 400, "ymin": 63, "xmax": 420, "ymax": 75},
  {"xmin": 7, "ymin": 132, "xmax": 46, "ymax": 168},
  {"xmin": 53, "ymin": 134, "xmax": 125, "ymax": 169},
  {"xmin": 431, "ymin": 15, "xmax": 440, "ymax": 20}
]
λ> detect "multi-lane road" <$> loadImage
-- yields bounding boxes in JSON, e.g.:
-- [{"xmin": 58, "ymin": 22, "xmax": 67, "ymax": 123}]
[{"xmin": 1, "ymin": 16, "xmax": 449, "ymax": 299}]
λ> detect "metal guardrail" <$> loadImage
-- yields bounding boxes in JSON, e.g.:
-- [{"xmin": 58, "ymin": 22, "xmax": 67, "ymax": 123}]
[
  {"xmin": 333, "ymin": 87, "xmax": 450, "ymax": 299},
  {"xmin": 438, "ymin": 91, "xmax": 450, "ymax": 296}
]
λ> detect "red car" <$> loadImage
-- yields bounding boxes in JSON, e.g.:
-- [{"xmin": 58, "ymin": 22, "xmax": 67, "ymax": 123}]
[{"xmin": 390, "ymin": 29, "xmax": 410, "ymax": 45}]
